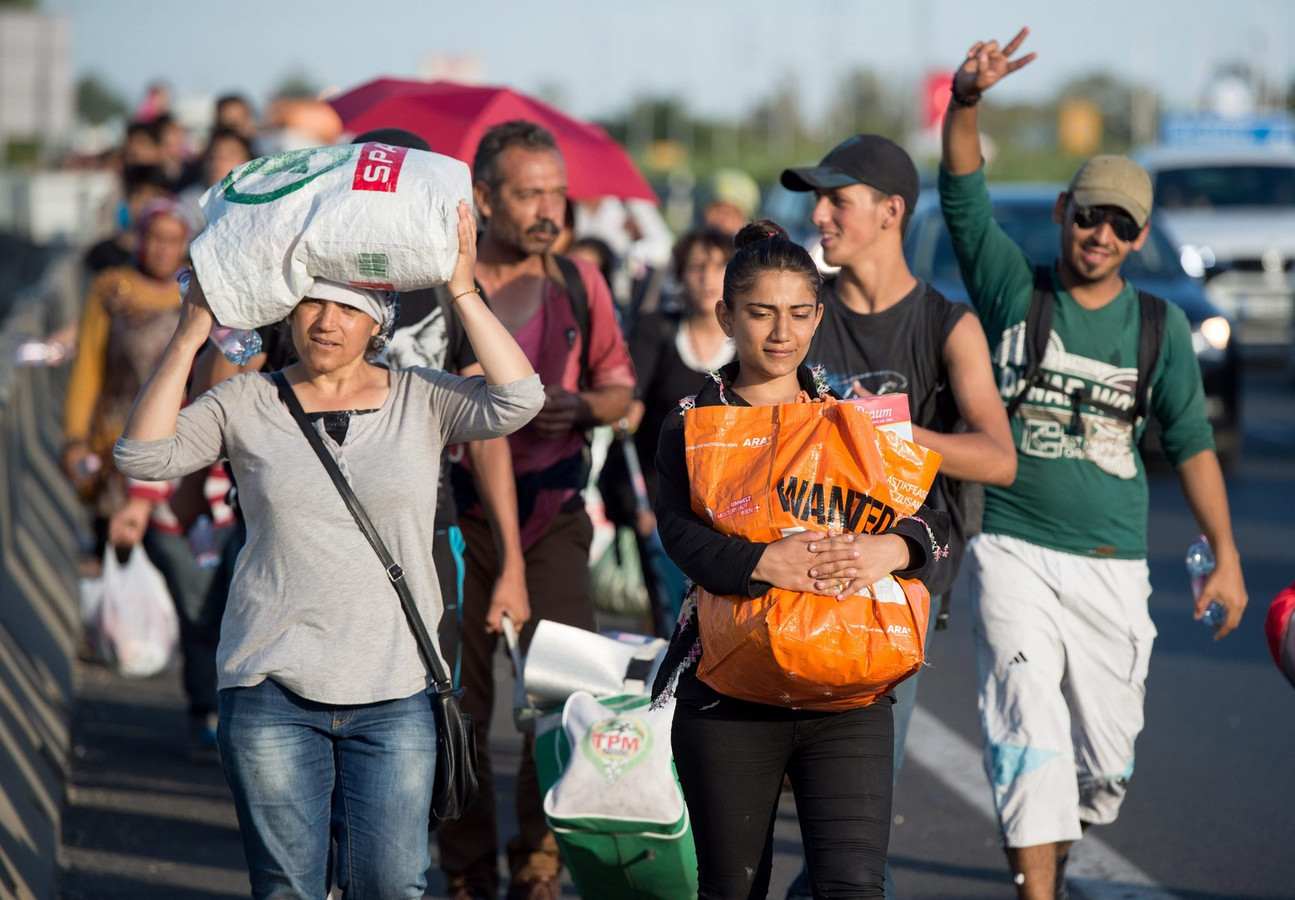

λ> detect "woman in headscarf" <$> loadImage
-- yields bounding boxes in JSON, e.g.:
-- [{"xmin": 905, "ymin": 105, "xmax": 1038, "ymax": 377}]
[
  {"xmin": 63, "ymin": 196, "xmax": 197, "ymax": 548},
  {"xmin": 114, "ymin": 201, "xmax": 542, "ymax": 898}
]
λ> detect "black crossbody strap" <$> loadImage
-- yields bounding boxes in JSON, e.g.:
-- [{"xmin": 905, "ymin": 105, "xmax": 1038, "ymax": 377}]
[{"xmin": 270, "ymin": 371, "xmax": 451, "ymax": 691}]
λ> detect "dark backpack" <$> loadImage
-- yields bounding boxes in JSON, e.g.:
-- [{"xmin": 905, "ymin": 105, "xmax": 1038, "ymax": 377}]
[
  {"xmin": 547, "ymin": 254, "xmax": 592, "ymax": 390},
  {"xmin": 917, "ymin": 290, "xmax": 980, "ymax": 626},
  {"xmin": 1006, "ymin": 266, "xmax": 1166, "ymax": 431}
]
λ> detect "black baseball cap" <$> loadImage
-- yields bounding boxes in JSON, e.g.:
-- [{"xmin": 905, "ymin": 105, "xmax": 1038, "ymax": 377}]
[{"xmin": 781, "ymin": 134, "xmax": 919, "ymax": 211}]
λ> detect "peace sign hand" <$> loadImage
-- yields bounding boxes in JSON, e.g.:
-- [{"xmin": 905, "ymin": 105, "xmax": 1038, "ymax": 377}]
[{"xmin": 953, "ymin": 27, "xmax": 1037, "ymax": 102}]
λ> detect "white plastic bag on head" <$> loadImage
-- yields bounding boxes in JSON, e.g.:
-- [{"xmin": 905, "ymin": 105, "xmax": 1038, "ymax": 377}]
[
  {"xmin": 97, "ymin": 545, "xmax": 179, "ymax": 678},
  {"xmin": 190, "ymin": 142, "xmax": 472, "ymax": 330}
]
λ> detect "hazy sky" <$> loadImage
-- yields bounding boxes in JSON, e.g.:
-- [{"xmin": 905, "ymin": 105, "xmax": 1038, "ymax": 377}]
[{"xmin": 40, "ymin": 0, "xmax": 1295, "ymax": 124}]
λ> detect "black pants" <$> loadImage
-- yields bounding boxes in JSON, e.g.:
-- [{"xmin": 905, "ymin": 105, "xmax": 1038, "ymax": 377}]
[{"xmin": 672, "ymin": 689, "xmax": 894, "ymax": 899}]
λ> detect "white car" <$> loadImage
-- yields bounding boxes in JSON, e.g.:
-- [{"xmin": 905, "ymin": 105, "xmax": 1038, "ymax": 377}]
[{"xmin": 1133, "ymin": 145, "xmax": 1295, "ymax": 347}]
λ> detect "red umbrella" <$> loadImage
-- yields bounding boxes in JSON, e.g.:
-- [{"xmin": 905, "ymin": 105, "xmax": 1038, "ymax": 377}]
[{"xmin": 328, "ymin": 78, "xmax": 657, "ymax": 204}]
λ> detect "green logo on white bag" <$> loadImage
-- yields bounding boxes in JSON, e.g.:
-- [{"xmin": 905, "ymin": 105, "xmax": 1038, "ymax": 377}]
[
  {"xmin": 219, "ymin": 146, "xmax": 354, "ymax": 205},
  {"xmin": 357, "ymin": 253, "xmax": 389, "ymax": 278},
  {"xmin": 582, "ymin": 715, "xmax": 652, "ymax": 782}
]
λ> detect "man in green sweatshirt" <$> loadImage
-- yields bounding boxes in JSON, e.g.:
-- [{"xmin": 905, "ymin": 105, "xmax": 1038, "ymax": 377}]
[{"xmin": 939, "ymin": 26, "xmax": 1249, "ymax": 900}]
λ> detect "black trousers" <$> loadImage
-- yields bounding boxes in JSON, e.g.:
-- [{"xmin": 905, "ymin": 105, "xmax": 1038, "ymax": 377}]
[{"xmin": 672, "ymin": 688, "xmax": 894, "ymax": 899}]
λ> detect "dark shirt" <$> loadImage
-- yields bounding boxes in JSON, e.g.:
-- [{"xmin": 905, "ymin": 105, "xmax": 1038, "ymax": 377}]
[
  {"xmin": 389, "ymin": 286, "xmax": 477, "ymax": 529},
  {"xmin": 807, "ymin": 278, "xmax": 975, "ymax": 598},
  {"xmin": 599, "ymin": 311, "xmax": 719, "ymax": 526}
]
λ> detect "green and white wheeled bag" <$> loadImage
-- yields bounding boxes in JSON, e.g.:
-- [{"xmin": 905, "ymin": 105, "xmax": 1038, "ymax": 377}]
[{"xmin": 534, "ymin": 691, "xmax": 697, "ymax": 900}]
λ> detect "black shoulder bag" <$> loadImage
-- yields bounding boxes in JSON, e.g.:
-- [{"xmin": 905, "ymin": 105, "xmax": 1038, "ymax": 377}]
[{"xmin": 271, "ymin": 371, "xmax": 478, "ymax": 829}]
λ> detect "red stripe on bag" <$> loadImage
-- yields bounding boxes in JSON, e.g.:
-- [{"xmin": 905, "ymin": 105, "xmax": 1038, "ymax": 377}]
[{"xmin": 351, "ymin": 142, "xmax": 409, "ymax": 193}]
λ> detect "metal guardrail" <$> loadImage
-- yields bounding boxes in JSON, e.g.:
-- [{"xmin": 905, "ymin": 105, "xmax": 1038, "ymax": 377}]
[{"xmin": 0, "ymin": 250, "xmax": 85, "ymax": 900}]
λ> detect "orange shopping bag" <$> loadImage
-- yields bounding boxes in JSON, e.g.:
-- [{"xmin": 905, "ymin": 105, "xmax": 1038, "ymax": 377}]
[{"xmin": 685, "ymin": 398, "xmax": 941, "ymax": 710}]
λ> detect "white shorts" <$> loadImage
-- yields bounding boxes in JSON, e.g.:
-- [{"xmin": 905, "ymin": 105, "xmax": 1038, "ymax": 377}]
[{"xmin": 967, "ymin": 533, "xmax": 1155, "ymax": 848}]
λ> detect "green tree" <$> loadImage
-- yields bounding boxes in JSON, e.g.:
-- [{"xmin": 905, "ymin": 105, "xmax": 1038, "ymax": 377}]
[{"xmin": 76, "ymin": 74, "xmax": 127, "ymax": 125}]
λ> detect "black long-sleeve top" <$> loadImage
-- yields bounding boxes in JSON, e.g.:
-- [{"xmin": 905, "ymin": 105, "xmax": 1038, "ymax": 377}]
[{"xmin": 650, "ymin": 362, "xmax": 951, "ymax": 705}]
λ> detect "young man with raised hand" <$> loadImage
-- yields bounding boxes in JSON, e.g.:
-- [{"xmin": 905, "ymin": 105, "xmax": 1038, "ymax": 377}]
[{"xmin": 939, "ymin": 27, "xmax": 1248, "ymax": 900}]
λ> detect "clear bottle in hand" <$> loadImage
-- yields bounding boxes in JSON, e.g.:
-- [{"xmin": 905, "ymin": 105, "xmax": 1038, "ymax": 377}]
[
  {"xmin": 177, "ymin": 267, "xmax": 263, "ymax": 365},
  {"xmin": 1185, "ymin": 535, "xmax": 1224, "ymax": 627}
]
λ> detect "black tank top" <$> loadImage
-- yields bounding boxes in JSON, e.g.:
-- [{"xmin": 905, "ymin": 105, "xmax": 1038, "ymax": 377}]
[{"xmin": 807, "ymin": 279, "xmax": 977, "ymax": 599}]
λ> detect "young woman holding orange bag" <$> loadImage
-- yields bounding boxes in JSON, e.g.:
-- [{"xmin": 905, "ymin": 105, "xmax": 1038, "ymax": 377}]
[{"xmin": 651, "ymin": 220, "xmax": 950, "ymax": 899}]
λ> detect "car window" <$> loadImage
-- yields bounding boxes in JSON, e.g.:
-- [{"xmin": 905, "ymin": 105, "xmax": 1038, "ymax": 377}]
[
  {"xmin": 923, "ymin": 201, "xmax": 1182, "ymax": 283},
  {"xmin": 1154, "ymin": 165, "xmax": 1295, "ymax": 209}
]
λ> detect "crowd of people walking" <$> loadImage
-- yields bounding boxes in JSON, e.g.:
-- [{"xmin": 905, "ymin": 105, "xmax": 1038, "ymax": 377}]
[{"xmin": 56, "ymin": 23, "xmax": 1252, "ymax": 900}]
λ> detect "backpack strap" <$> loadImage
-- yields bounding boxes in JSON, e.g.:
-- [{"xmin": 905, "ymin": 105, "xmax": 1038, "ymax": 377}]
[
  {"xmin": 549, "ymin": 254, "xmax": 591, "ymax": 391},
  {"xmin": 1004, "ymin": 265, "xmax": 1055, "ymax": 419},
  {"xmin": 1131, "ymin": 289, "xmax": 1165, "ymax": 425},
  {"xmin": 1064, "ymin": 288, "xmax": 1164, "ymax": 426},
  {"xmin": 1006, "ymin": 265, "xmax": 1166, "ymax": 428}
]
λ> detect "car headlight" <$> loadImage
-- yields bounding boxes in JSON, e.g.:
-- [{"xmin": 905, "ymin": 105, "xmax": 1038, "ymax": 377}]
[
  {"xmin": 1192, "ymin": 315, "xmax": 1231, "ymax": 359},
  {"xmin": 1180, "ymin": 244, "xmax": 1216, "ymax": 279}
]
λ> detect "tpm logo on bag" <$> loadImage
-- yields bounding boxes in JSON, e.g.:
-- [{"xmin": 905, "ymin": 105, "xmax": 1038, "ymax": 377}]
[
  {"xmin": 581, "ymin": 715, "xmax": 652, "ymax": 782},
  {"xmin": 219, "ymin": 146, "xmax": 354, "ymax": 204}
]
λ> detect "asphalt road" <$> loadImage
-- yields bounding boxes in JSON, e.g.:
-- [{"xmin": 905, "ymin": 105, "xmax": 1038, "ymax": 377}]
[
  {"xmin": 55, "ymin": 364, "xmax": 1295, "ymax": 899},
  {"xmin": 886, "ymin": 363, "xmax": 1295, "ymax": 900}
]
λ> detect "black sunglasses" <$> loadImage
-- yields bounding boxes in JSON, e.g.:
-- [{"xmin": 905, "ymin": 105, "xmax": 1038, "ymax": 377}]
[{"xmin": 1070, "ymin": 202, "xmax": 1142, "ymax": 242}]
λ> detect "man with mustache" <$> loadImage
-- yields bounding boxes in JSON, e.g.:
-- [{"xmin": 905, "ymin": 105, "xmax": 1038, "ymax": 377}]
[
  {"xmin": 940, "ymin": 28, "xmax": 1248, "ymax": 900},
  {"xmin": 439, "ymin": 120, "xmax": 635, "ymax": 900}
]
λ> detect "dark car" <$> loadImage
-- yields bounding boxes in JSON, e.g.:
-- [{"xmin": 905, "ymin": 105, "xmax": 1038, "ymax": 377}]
[{"xmin": 901, "ymin": 185, "xmax": 1243, "ymax": 467}]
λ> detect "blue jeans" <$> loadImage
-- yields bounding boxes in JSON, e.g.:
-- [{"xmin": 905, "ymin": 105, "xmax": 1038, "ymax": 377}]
[{"xmin": 218, "ymin": 679, "xmax": 437, "ymax": 899}]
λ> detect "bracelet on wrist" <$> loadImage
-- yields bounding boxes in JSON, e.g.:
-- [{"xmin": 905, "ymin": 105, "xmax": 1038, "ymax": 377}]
[
  {"xmin": 949, "ymin": 84, "xmax": 982, "ymax": 108},
  {"xmin": 451, "ymin": 287, "xmax": 481, "ymax": 303}
]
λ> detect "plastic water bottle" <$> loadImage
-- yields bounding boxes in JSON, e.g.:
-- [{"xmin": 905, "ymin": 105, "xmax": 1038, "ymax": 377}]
[
  {"xmin": 188, "ymin": 514, "xmax": 221, "ymax": 569},
  {"xmin": 208, "ymin": 325, "xmax": 263, "ymax": 365},
  {"xmin": 177, "ymin": 266, "xmax": 263, "ymax": 366},
  {"xmin": 1185, "ymin": 535, "xmax": 1224, "ymax": 627}
]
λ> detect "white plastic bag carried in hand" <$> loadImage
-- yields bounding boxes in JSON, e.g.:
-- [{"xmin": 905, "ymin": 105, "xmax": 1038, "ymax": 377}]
[
  {"xmin": 190, "ymin": 141, "xmax": 472, "ymax": 329},
  {"xmin": 96, "ymin": 545, "xmax": 179, "ymax": 678}
]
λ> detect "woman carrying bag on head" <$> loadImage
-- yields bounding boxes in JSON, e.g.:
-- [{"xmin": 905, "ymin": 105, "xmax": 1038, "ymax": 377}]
[
  {"xmin": 115, "ymin": 201, "xmax": 542, "ymax": 899},
  {"xmin": 651, "ymin": 221, "xmax": 950, "ymax": 899}
]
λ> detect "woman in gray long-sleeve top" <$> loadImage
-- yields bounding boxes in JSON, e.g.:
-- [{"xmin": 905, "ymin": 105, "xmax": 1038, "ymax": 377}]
[{"xmin": 115, "ymin": 201, "xmax": 542, "ymax": 899}]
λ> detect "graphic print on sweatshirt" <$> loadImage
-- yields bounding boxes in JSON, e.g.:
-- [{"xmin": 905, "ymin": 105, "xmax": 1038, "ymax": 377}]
[{"xmin": 991, "ymin": 321, "xmax": 1140, "ymax": 480}]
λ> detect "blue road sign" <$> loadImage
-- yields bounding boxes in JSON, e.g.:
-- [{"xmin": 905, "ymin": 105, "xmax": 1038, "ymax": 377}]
[{"xmin": 1161, "ymin": 112, "xmax": 1295, "ymax": 148}]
